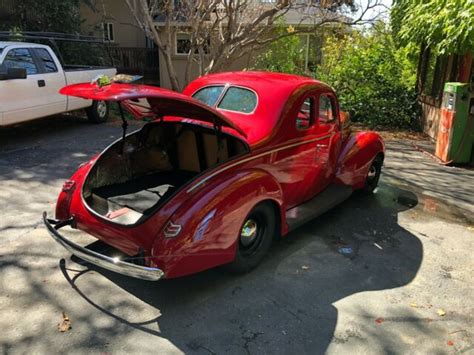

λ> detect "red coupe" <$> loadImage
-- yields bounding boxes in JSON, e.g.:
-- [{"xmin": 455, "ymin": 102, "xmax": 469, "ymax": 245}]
[{"xmin": 43, "ymin": 71, "xmax": 385, "ymax": 281}]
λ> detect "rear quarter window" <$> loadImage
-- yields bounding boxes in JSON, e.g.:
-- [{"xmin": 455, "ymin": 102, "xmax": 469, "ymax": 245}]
[
  {"xmin": 193, "ymin": 86, "xmax": 225, "ymax": 106},
  {"xmin": 217, "ymin": 87, "xmax": 257, "ymax": 114}
]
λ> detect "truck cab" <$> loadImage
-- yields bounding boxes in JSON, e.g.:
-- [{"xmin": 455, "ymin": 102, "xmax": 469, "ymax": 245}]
[{"xmin": 0, "ymin": 42, "xmax": 116, "ymax": 126}]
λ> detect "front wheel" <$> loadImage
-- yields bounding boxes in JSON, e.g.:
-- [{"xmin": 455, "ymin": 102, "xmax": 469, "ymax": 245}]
[
  {"xmin": 86, "ymin": 100, "xmax": 109, "ymax": 123},
  {"xmin": 226, "ymin": 203, "xmax": 276, "ymax": 273},
  {"xmin": 363, "ymin": 154, "xmax": 383, "ymax": 194}
]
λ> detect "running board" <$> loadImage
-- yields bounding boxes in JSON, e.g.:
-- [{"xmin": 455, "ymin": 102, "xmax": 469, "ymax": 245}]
[{"xmin": 286, "ymin": 184, "xmax": 353, "ymax": 232}]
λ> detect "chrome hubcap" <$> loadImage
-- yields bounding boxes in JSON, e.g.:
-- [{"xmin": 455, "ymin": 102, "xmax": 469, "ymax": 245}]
[
  {"xmin": 367, "ymin": 165, "xmax": 377, "ymax": 181},
  {"xmin": 97, "ymin": 101, "xmax": 107, "ymax": 118},
  {"xmin": 240, "ymin": 219, "xmax": 258, "ymax": 246}
]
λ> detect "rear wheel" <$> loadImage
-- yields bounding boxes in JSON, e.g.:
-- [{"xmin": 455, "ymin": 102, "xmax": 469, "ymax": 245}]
[
  {"xmin": 363, "ymin": 154, "xmax": 383, "ymax": 194},
  {"xmin": 86, "ymin": 100, "xmax": 109, "ymax": 123},
  {"xmin": 226, "ymin": 203, "xmax": 276, "ymax": 273}
]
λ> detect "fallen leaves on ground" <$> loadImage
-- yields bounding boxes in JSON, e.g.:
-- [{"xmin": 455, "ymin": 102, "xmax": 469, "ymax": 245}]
[
  {"xmin": 436, "ymin": 308, "xmax": 446, "ymax": 317},
  {"xmin": 375, "ymin": 317, "xmax": 384, "ymax": 324},
  {"xmin": 58, "ymin": 311, "xmax": 72, "ymax": 332}
]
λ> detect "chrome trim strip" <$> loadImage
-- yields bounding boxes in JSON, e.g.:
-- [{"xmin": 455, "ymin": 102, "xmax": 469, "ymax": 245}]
[
  {"xmin": 43, "ymin": 213, "xmax": 164, "ymax": 281},
  {"xmin": 186, "ymin": 134, "xmax": 332, "ymax": 193}
]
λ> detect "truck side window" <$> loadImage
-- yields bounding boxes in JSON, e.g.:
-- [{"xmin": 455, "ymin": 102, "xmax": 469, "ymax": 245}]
[
  {"xmin": 35, "ymin": 48, "xmax": 58, "ymax": 73},
  {"xmin": 3, "ymin": 48, "xmax": 38, "ymax": 75},
  {"xmin": 296, "ymin": 97, "xmax": 314, "ymax": 130},
  {"xmin": 319, "ymin": 94, "xmax": 336, "ymax": 123}
]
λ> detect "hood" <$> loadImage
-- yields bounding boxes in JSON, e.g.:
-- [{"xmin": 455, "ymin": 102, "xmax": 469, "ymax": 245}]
[{"xmin": 60, "ymin": 83, "xmax": 247, "ymax": 138}]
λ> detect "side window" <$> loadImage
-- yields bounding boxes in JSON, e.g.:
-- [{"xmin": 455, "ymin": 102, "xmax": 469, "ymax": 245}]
[
  {"xmin": 319, "ymin": 94, "xmax": 336, "ymax": 123},
  {"xmin": 3, "ymin": 48, "xmax": 38, "ymax": 75},
  {"xmin": 34, "ymin": 48, "xmax": 58, "ymax": 73},
  {"xmin": 296, "ymin": 97, "xmax": 314, "ymax": 130}
]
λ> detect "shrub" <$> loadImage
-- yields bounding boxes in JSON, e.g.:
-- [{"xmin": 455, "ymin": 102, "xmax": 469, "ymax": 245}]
[
  {"xmin": 317, "ymin": 23, "xmax": 419, "ymax": 128},
  {"xmin": 252, "ymin": 26, "xmax": 307, "ymax": 76}
]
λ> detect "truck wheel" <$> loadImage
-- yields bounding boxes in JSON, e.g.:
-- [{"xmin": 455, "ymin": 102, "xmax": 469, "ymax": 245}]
[
  {"xmin": 226, "ymin": 202, "xmax": 275, "ymax": 273},
  {"xmin": 86, "ymin": 100, "xmax": 109, "ymax": 123},
  {"xmin": 363, "ymin": 154, "xmax": 383, "ymax": 194}
]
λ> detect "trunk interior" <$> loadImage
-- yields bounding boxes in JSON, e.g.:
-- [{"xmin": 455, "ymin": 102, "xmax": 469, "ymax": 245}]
[{"xmin": 83, "ymin": 121, "xmax": 248, "ymax": 225}]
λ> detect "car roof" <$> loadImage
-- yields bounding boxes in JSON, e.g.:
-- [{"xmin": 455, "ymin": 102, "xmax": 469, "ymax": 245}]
[{"xmin": 183, "ymin": 71, "xmax": 334, "ymax": 147}]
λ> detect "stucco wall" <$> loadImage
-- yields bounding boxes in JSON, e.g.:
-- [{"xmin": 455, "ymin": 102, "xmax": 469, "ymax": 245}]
[{"xmin": 80, "ymin": 0, "xmax": 145, "ymax": 48}]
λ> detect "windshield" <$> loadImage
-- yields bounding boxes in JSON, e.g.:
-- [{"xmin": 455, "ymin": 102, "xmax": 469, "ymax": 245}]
[{"xmin": 193, "ymin": 85, "xmax": 258, "ymax": 114}]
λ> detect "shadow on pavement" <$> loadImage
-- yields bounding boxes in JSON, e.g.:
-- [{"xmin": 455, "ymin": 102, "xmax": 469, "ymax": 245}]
[{"xmin": 61, "ymin": 183, "xmax": 423, "ymax": 354}]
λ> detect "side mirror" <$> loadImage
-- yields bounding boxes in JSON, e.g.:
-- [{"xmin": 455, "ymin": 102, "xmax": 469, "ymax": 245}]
[{"xmin": 0, "ymin": 67, "xmax": 27, "ymax": 80}]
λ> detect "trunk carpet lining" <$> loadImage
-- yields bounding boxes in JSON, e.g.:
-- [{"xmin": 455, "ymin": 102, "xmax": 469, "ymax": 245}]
[{"xmin": 91, "ymin": 170, "xmax": 197, "ymax": 214}]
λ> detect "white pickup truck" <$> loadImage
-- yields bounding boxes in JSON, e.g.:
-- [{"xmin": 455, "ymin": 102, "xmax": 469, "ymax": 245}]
[{"xmin": 0, "ymin": 42, "xmax": 116, "ymax": 126}]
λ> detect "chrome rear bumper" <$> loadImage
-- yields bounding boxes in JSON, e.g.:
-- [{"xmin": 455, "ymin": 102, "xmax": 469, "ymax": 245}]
[{"xmin": 42, "ymin": 212, "xmax": 164, "ymax": 281}]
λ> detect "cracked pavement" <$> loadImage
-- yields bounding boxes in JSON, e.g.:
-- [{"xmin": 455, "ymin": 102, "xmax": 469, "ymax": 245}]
[{"xmin": 1, "ymin": 115, "xmax": 473, "ymax": 353}]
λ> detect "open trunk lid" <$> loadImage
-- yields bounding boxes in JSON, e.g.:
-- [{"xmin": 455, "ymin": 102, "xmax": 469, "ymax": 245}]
[{"xmin": 60, "ymin": 83, "xmax": 247, "ymax": 138}]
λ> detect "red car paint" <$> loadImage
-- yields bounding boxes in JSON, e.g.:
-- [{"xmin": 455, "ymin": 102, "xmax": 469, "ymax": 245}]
[{"xmin": 55, "ymin": 71, "xmax": 384, "ymax": 278}]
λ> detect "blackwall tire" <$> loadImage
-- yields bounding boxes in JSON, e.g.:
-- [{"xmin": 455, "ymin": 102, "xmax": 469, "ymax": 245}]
[
  {"xmin": 226, "ymin": 202, "xmax": 276, "ymax": 273},
  {"xmin": 362, "ymin": 154, "xmax": 383, "ymax": 194},
  {"xmin": 86, "ymin": 100, "xmax": 109, "ymax": 123}
]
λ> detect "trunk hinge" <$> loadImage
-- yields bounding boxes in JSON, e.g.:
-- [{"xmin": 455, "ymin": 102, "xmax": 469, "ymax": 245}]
[
  {"xmin": 214, "ymin": 122, "xmax": 225, "ymax": 163},
  {"xmin": 118, "ymin": 101, "xmax": 128, "ymax": 155}
]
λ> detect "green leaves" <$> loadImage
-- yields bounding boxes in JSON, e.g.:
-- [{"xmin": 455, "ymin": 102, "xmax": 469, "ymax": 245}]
[
  {"xmin": 392, "ymin": 0, "xmax": 474, "ymax": 55},
  {"xmin": 317, "ymin": 23, "xmax": 419, "ymax": 128}
]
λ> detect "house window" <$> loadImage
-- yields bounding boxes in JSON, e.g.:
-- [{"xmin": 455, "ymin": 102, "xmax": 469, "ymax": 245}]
[
  {"xmin": 176, "ymin": 33, "xmax": 191, "ymax": 55},
  {"xmin": 102, "ymin": 22, "xmax": 114, "ymax": 42},
  {"xmin": 296, "ymin": 97, "xmax": 314, "ymax": 130},
  {"xmin": 176, "ymin": 33, "xmax": 210, "ymax": 55}
]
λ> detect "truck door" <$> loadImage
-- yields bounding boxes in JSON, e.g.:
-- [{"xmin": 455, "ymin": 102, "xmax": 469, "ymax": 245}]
[{"xmin": 31, "ymin": 47, "xmax": 67, "ymax": 116}]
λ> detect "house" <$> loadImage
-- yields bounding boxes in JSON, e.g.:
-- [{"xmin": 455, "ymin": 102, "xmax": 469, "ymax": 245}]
[
  {"xmin": 80, "ymin": 0, "xmax": 329, "ymax": 89},
  {"xmin": 417, "ymin": 47, "xmax": 473, "ymax": 139},
  {"xmin": 80, "ymin": 0, "xmax": 160, "ymax": 84}
]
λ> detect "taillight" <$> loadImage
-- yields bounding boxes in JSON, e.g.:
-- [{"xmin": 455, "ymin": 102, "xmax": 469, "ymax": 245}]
[
  {"xmin": 163, "ymin": 220, "xmax": 182, "ymax": 238},
  {"xmin": 55, "ymin": 180, "xmax": 76, "ymax": 220}
]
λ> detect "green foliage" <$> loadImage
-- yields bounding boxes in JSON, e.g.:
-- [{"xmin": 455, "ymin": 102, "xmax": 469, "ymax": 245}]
[
  {"xmin": 0, "ymin": 0, "xmax": 83, "ymax": 33},
  {"xmin": 252, "ymin": 26, "xmax": 307, "ymax": 75},
  {"xmin": 391, "ymin": 0, "xmax": 474, "ymax": 55},
  {"xmin": 317, "ymin": 24, "xmax": 419, "ymax": 128}
]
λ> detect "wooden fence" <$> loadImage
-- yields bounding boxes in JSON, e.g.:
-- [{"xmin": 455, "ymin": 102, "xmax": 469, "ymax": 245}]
[{"xmin": 109, "ymin": 47, "xmax": 160, "ymax": 85}]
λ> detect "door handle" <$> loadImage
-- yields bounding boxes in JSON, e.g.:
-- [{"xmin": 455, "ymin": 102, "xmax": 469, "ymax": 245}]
[
  {"xmin": 316, "ymin": 144, "xmax": 328, "ymax": 148},
  {"xmin": 37, "ymin": 80, "xmax": 46, "ymax": 87}
]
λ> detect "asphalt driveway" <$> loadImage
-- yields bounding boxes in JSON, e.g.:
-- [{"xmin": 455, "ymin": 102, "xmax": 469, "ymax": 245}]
[{"xmin": 1, "ymin": 115, "xmax": 473, "ymax": 354}]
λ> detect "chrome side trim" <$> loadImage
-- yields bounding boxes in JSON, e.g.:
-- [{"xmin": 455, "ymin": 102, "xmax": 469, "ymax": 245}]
[
  {"xmin": 186, "ymin": 134, "xmax": 332, "ymax": 193},
  {"xmin": 43, "ymin": 212, "xmax": 164, "ymax": 281}
]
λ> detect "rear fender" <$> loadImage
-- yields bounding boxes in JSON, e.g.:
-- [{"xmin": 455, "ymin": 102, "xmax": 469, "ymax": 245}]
[
  {"xmin": 150, "ymin": 168, "xmax": 284, "ymax": 278},
  {"xmin": 335, "ymin": 131, "xmax": 385, "ymax": 189},
  {"xmin": 55, "ymin": 158, "xmax": 96, "ymax": 220}
]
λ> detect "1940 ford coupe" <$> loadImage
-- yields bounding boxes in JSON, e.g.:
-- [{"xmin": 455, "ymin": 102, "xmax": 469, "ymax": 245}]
[{"xmin": 43, "ymin": 71, "xmax": 384, "ymax": 281}]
